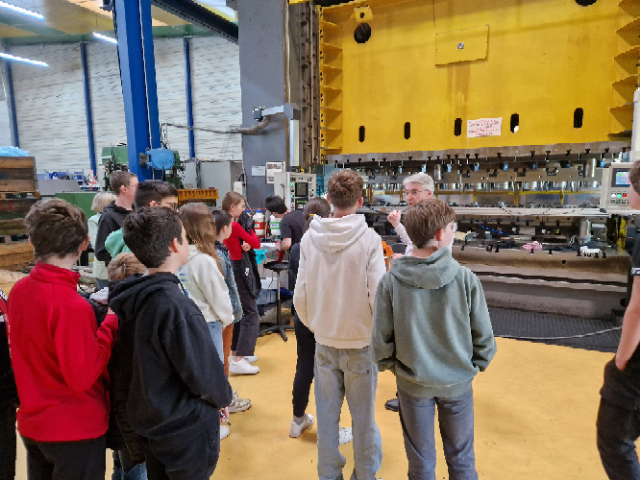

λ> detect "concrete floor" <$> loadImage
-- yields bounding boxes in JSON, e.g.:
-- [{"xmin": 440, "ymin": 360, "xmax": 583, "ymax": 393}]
[{"xmin": 15, "ymin": 335, "xmax": 613, "ymax": 479}]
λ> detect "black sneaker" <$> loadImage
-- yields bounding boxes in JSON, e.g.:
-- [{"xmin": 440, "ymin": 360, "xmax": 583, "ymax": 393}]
[{"xmin": 384, "ymin": 397, "xmax": 399, "ymax": 412}]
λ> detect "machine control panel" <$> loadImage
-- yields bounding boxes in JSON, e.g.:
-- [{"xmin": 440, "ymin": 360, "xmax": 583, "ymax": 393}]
[
  {"xmin": 274, "ymin": 172, "xmax": 317, "ymax": 210},
  {"xmin": 600, "ymin": 164, "xmax": 638, "ymax": 212}
]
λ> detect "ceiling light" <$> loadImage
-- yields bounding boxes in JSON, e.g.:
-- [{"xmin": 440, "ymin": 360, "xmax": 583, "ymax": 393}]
[
  {"xmin": 0, "ymin": 1, "xmax": 44, "ymax": 19},
  {"xmin": 93, "ymin": 32, "xmax": 117, "ymax": 44},
  {"xmin": 0, "ymin": 53, "xmax": 48, "ymax": 67}
]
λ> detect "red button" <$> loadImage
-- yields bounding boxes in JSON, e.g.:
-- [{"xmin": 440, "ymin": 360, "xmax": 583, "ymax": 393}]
[{"xmin": 624, "ymin": 193, "xmax": 628, "ymax": 197}]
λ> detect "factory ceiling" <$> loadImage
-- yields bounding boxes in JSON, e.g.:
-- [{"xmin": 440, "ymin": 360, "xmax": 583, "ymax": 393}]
[{"xmin": 0, "ymin": 0, "xmax": 237, "ymax": 45}]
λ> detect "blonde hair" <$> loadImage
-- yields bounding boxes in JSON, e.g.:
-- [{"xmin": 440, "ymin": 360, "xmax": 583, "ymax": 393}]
[
  {"xmin": 179, "ymin": 203, "xmax": 224, "ymax": 276},
  {"xmin": 91, "ymin": 192, "xmax": 116, "ymax": 214},
  {"xmin": 107, "ymin": 252, "xmax": 146, "ymax": 281},
  {"xmin": 222, "ymin": 192, "xmax": 245, "ymax": 212}
]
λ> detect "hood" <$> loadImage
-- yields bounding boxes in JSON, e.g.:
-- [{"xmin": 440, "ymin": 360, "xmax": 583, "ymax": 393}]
[
  {"xmin": 187, "ymin": 244, "xmax": 200, "ymax": 262},
  {"xmin": 109, "ymin": 272, "xmax": 180, "ymax": 322},
  {"xmin": 389, "ymin": 248, "xmax": 460, "ymax": 290},
  {"xmin": 103, "ymin": 202, "xmax": 130, "ymax": 215},
  {"xmin": 306, "ymin": 214, "xmax": 370, "ymax": 254}
]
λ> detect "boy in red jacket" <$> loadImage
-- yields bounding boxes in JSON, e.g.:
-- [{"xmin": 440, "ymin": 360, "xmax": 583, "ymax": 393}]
[{"xmin": 8, "ymin": 198, "xmax": 118, "ymax": 480}]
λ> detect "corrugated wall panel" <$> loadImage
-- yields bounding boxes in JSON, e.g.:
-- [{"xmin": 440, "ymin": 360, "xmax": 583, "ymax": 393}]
[
  {"xmin": 11, "ymin": 44, "xmax": 89, "ymax": 173},
  {"xmin": 191, "ymin": 35, "xmax": 242, "ymax": 161},
  {"xmin": 0, "ymin": 65, "xmax": 12, "ymax": 147},
  {"xmin": 155, "ymin": 38, "xmax": 189, "ymax": 161},
  {"xmin": 87, "ymin": 42, "xmax": 126, "ymax": 168}
]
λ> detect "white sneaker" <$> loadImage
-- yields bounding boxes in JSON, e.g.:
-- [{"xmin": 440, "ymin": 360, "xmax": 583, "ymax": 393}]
[
  {"xmin": 229, "ymin": 357, "xmax": 260, "ymax": 375},
  {"xmin": 245, "ymin": 355, "xmax": 258, "ymax": 363},
  {"xmin": 220, "ymin": 425, "xmax": 230, "ymax": 440},
  {"xmin": 338, "ymin": 427, "xmax": 353, "ymax": 446},
  {"xmin": 289, "ymin": 414, "xmax": 315, "ymax": 438}
]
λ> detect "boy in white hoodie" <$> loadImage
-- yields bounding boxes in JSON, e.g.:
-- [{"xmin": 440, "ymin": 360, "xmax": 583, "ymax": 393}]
[{"xmin": 294, "ymin": 170, "xmax": 386, "ymax": 480}]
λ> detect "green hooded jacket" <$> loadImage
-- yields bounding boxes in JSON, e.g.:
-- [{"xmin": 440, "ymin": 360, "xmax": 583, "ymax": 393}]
[
  {"xmin": 371, "ymin": 247, "xmax": 496, "ymax": 398},
  {"xmin": 105, "ymin": 228, "xmax": 131, "ymax": 260}
]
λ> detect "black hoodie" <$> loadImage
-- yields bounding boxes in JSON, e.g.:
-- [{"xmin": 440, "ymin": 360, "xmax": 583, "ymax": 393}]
[
  {"xmin": 95, "ymin": 202, "xmax": 131, "ymax": 264},
  {"xmin": 109, "ymin": 272, "xmax": 232, "ymax": 440}
]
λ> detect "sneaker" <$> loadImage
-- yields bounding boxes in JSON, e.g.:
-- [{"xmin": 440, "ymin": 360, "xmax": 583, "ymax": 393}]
[
  {"xmin": 338, "ymin": 427, "xmax": 353, "ymax": 446},
  {"xmin": 229, "ymin": 391, "xmax": 252, "ymax": 413},
  {"xmin": 384, "ymin": 397, "xmax": 399, "ymax": 412},
  {"xmin": 245, "ymin": 355, "xmax": 258, "ymax": 363},
  {"xmin": 220, "ymin": 425, "xmax": 230, "ymax": 440},
  {"xmin": 289, "ymin": 414, "xmax": 315, "ymax": 438},
  {"xmin": 229, "ymin": 357, "xmax": 260, "ymax": 375}
]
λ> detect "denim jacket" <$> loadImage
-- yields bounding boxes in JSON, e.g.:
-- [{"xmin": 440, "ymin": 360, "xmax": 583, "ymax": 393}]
[{"xmin": 216, "ymin": 241, "xmax": 243, "ymax": 323}]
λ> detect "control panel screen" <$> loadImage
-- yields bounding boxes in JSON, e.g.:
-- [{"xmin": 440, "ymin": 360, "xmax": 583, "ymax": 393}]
[
  {"xmin": 295, "ymin": 182, "xmax": 309, "ymax": 197},
  {"xmin": 612, "ymin": 169, "xmax": 631, "ymax": 187}
]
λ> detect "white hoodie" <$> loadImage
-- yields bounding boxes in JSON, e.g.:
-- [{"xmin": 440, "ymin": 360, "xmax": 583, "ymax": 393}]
[
  {"xmin": 179, "ymin": 245, "xmax": 234, "ymax": 328},
  {"xmin": 294, "ymin": 214, "xmax": 386, "ymax": 349}
]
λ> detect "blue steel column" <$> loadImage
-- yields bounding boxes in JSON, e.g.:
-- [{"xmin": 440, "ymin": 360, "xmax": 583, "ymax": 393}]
[
  {"xmin": 114, "ymin": 0, "xmax": 155, "ymax": 180},
  {"xmin": 80, "ymin": 43, "xmax": 97, "ymax": 175},
  {"xmin": 183, "ymin": 37, "xmax": 195, "ymax": 159},
  {"xmin": 140, "ymin": 0, "xmax": 160, "ymax": 149},
  {"xmin": 4, "ymin": 60, "xmax": 19, "ymax": 148}
]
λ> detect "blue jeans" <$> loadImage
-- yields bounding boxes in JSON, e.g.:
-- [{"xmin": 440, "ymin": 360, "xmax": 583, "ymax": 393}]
[
  {"xmin": 207, "ymin": 322, "xmax": 224, "ymax": 363},
  {"xmin": 398, "ymin": 388, "xmax": 478, "ymax": 480},
  {"xmin": 112, "ymin": 450, "xmax": 147, "ymax": 480},
  {"xmin": 314, "ymin": 344, "xmax": 382, "ymax": 480}
]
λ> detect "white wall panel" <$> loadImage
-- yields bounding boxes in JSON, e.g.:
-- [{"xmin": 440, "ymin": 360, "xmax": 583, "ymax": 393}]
[
  {"xmin": 87, "ymin": 42, "xmax": 126, "ymax": 167},
  {"xmin": 0, "ymin": 65, "xmax": 12, "ymax": 147},
  {"xmin": 191, "ymin": 35, "xmax": 242, "ymax": 161},
  {"xmin": 11, "ymin": 44, "xmax": 89, "ymax": 173}
]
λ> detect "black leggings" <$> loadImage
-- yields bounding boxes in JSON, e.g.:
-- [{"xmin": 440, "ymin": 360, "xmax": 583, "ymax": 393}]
[
  {"xmin": 231, "ymin": 269, "xmax": 260, "ymax": 357},
  {"xmin": 292, "ymin": 315, "xmax": 316, "ymax": 418}
]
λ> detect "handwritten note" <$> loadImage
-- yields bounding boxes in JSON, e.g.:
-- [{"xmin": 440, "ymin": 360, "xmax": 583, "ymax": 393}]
[{"xmin": 467, "ymin": 117, "xmax": 502, "ymax": 138}]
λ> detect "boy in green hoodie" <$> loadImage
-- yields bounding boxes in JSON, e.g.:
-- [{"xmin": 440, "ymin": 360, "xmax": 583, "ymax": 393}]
[{"xmin": 371, "ymin": 198, "xmax": 496, "ymax": 480}]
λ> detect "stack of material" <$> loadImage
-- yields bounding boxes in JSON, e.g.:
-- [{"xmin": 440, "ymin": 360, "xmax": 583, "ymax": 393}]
[{"xmin": 0, "ymin": 157, "xmax": 39, "ymax": 271}]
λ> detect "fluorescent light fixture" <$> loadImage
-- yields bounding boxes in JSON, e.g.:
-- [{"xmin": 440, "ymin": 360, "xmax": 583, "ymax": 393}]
[
  {"xmin": 0, "ymin": 1, "xmax": 44, "ymax": 19},
  {"xmin": 0, "ymin": 53, "xmax": 48, "ymax": 67},
  {"xmin": 93, "ymin": 32, "xmax": 117, "ymax": 44}
]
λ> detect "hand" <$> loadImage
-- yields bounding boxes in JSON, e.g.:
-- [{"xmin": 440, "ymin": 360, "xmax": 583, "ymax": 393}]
[
  {"xmin": 387, "ymin": 210, "xmax": 402, "ymax": 228},
  {"xmin": 615, "ymin": 355, "xmax": 627, "ymax": 372},
  {"xmin": 275, "ymin": 241, "xmax": 282, "ymax": 251},
  {"xmin": 222, "ymin": 407, "xmax": 229, "ymax": 421},
  {"xmin": 392, "ymin": 253, "xmax": 405, "ymax": 260},
  {"xmin": 241, "ymin": 242, "xmax": 251, "ymax": 252}
]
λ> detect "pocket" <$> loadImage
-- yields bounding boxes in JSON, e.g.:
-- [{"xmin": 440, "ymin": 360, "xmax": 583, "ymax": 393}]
[
  {"xmin": 316, "ymin": 349, "xmax": 332, "ymax": 367},
  {"xmin": 347, "ymin": 362, "xmax": 371, "ymax": 376}
]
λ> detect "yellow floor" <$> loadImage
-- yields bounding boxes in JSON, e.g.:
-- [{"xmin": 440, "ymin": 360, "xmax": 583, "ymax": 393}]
[{"xmin": 15, "ymin": 335, "xmax": 613, "ymax": 479}]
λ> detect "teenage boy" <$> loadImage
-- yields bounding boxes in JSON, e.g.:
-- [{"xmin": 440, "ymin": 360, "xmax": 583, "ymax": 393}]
[
  {"xmin": 109, "ymin": 207, "xmax": 232, "ymax": 480},
  {"xmin": 95, "ymin": 171, "xmax": 139, "ymax": 270},
  {"xmin": 8, "ymin": 199, "xmax": 119, "ymax": 479},
  {"xmin": 265, "ymin": 195, "xmax": 306, "ymax": 252},
  {"xmin": 371, "ymin": 199, "xmax": 496, "ymax": 480},
  {"xmin": 105, "ymin": 180, "xmax": 179, "ymax": 259},
  {"xmin": 294, "ymin": 170, "xmax": 386, "ymax": 480},
  {"xmin": 597, "ymin": 159, "xmax": 640, "ymax": 479}
]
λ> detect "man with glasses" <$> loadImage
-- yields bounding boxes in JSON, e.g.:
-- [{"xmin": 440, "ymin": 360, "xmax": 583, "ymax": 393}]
[
  {"xmin": 95, "ymin": 172, "xmax": 139, "ymax": 286},
  {"xmin": 385, "ymin": 173, "xmax": 435, "ymax": 413},
  {"xmin": 387, "ymin": 173, "xmax": 435, "ymax": 257}
]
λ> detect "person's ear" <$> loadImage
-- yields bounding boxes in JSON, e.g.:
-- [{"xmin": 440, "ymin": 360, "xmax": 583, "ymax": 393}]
[
  {"xmin": 148, "ymin": 200, "xmax": 158, "ymax": 207},
  {"xmin": 170, "ymin": 237, "xmax": 181, "ymax": 253},
  {"xmin": 326, "ymin": 194, "xmax": 333, "ymax": 205},
  {"xmin": 357, "ymin": 197, "xmax": 364, "ymax": 208},
  {"xmin": 434, "ymin": 228, "xmax": 446, "ymax": 242}
]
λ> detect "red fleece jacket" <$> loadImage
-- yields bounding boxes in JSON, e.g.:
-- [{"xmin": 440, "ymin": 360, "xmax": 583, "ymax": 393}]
[
  {"xmin": 7, "ymin": 263, "xmax": 118, "ymax": 442},
  {"xmin": 224, "ymin": 221, "xmax": 261, "ymax": 261}
]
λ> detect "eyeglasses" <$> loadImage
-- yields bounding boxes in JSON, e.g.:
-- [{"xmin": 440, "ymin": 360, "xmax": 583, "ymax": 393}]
[{"xmin": 403, "ymin": 189, "xmax": 426, "ymax": 196}]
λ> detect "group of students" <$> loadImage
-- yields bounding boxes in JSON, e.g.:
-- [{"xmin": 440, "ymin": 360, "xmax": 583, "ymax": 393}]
[{"xmin": 6, "ymin": 163, "xmax": 640, "ymax": 480}]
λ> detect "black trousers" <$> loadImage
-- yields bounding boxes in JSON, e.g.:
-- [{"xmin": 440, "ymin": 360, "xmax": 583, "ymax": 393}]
[
  {"xmin": 22, "ymin": 435, "xmax": 106, "ymax": 480},
  {"xmin": 292, "ymin": 315, "xmax": 316, "ymax": 418},
  {"xmin": 0, "ymin": 402, "xmax": 16, "ymax": 480},
  {"xmin": 141, "ymin": 420, "xmax": 219, "ymax": 480},
  {"xmin": 231, "ymin": 269, "xmax": 260, "ymax": 357},
  {"xmin": 597, "ymin": 397, "xmax": 640, "ymax": 479}
]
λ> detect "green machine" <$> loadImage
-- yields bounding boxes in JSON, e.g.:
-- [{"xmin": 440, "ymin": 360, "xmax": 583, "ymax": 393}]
[
  {"xmin": 101, "ymin": 146, "xmax": 185, "ymax": 190},
  {"xmin": 55, "ymin": 192, "xmax": 98, "ymax": 218}
]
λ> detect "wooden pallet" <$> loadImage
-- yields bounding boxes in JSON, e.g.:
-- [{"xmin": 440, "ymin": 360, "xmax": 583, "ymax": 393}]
[
  {"xmin": 0, "ymin": 157, "xmax": 37, "ymax": 193},
  {"xmin": 0, "ymin": 242, "xmax": 33, "ymax": 272}
]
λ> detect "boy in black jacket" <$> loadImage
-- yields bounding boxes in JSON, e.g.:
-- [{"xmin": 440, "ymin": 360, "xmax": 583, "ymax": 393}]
[{"xmin": 109, "ymin": 207, "xmax": 232, "ymax": 480}]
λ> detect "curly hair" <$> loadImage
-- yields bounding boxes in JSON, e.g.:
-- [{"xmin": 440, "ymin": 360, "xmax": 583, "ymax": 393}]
[
  {"xmin": 327, "ymin": 170, "xmax": 364, "ymax": 209},
  {"xmin": 25, "ymin": 198, "xmax": 88, "ymax": 262}
]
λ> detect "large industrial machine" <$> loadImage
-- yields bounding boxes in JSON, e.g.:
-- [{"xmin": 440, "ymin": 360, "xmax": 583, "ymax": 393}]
[{"xmin": 273, "ymin": 172, "xmax": 317, "ymax": 210}]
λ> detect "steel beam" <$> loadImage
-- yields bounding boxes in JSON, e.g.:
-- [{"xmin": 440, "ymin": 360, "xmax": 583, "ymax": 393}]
[
  {"xmin": 183, "ymin": 37, "xmax": 195, "ymax": 159},
  {"xmin": 80, "ymin": 43, "xmax": 97, "ymax": 175},
  {"xmin": 151, "ymin": 0, "xmax": 238, "ymax": 41},
  {"xmin": 114, "ymin": 0, "xmax": 158, "ymax": 180},
  {"xmin": 4, "ymin": 60, "xmax": 18, "ymax": 148}
]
